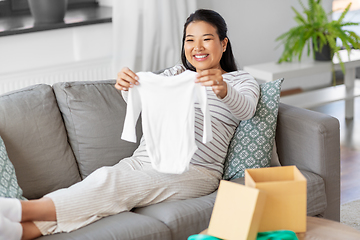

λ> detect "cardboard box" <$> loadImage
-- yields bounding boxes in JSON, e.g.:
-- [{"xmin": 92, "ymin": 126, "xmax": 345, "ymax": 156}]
[
  {"xmin": 245, "ymin": 166, "xmax": 307, "ymax": 233},
  {"xmin": 208, "ymin": 180, "xmax": 266, "ymax": 240}
]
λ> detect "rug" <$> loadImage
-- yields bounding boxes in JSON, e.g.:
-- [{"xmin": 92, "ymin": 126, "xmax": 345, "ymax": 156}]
[{"xmin": 341, "ymin": 199, "xmax": 360, "ymax": 231}]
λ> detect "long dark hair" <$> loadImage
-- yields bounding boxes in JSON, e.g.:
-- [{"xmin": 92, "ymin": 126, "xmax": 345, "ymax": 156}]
[{"xmin": 181, "ymin": 9, "xmax": 237, "ymax": 72}]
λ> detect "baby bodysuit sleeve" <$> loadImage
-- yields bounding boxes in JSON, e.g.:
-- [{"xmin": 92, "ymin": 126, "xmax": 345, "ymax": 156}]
[
  {"xmin": 121, "ymin": 86, "xmax": 142, "ymax": 143},
  {"xmin": 121, "ymin": 90, "xmax": 128, "ymax": 103},
  {"xmin": 195, "ymin": 84, "xmax": 213, "ymax": 143}
]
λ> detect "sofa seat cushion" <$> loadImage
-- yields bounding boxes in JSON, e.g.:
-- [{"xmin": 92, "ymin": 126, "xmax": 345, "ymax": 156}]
[
  {"xmin": 0, "ymin": 84, "xmax": 81, "ymax": 199},
  {"xmin": 300, "ymin": 169, "xmax": 327, "ymax": 216},
  {"xmin": 134, "ymin": 191, "xmax": 217, "ymax": 240},
  {"xmin": 37, "ymin": 212, "xmax": 171, "ymax": 240},
  {"xmin": 53, "ymin": 80, "xmax": 142, "ymax": 179}
]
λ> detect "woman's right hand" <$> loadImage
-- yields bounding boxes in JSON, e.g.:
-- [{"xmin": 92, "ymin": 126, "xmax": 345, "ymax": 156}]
[{"xmin": 115, "ymin": 67, "xmax": 139, "ymax": 91}]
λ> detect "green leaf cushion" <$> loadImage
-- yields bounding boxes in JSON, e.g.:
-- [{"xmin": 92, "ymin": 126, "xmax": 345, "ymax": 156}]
[
  {"xmin": 222, "ymin": 78, "xmax": 284, "ymax": 180},
  {"xmin": 0, "ymin": 136, "xmax": 26, "ymax": 200}
]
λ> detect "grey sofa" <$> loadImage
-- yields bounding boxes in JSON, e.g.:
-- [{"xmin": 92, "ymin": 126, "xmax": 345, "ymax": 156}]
[{"xmin": 0, "ymin": 80, "xmax": 340, "ymax": 240}]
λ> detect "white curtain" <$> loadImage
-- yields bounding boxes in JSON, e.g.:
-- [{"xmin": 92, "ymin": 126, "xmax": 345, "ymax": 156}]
[{"xmin": 112, "ymin": 0, "xmax": 197, "ymax": 74}]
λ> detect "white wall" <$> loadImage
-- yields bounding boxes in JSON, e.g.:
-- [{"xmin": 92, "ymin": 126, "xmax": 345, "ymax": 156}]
[
  {"xmin": 197, "ymin": 0, "xmax": 334, "ymax": 90},
  {"xmin": 197, "ymin": 0, "xmax": 333, "ymax": 67},
  {"xmin": 0, "ymin": 0, "xmax": 334, "ymax": 93},
  {"xmin": 0, "ymin": 23, "xmax": 112, "ymax": 74},
  {"xmin": 0, "ymin": 23, "xmax": 113, "ymax": 94}
]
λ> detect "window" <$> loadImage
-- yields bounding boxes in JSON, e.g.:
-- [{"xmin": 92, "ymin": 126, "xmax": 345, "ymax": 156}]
[
  {"xmin": 332, "ymin": 0, "xmax": 360, "ymax": 11},
  {"xmin": 332, "ymin": 0, "xmax": 360, "ymax": 47},
  {"xmin": 332, "ymin": 1, "xmax": 360, "ymax": 29},
  {"xmin": 0, "ymin": 0, "xmax": 98, "ymax": 17}
]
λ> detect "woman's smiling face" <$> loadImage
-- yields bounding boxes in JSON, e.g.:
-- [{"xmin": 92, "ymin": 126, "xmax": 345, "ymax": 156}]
[{"xmin": 184, "ymin": 21, "xmax": 228, "ymax": 73}]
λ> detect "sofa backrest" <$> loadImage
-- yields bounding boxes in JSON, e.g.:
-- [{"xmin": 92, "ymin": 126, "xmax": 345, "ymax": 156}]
[
  {"xmin": 0, "ymin": 84, "xmax": 81, "ymax": 199},
  {"xmin": 53, "ymin": 80, "xmax": 142, "ymax": 179}
]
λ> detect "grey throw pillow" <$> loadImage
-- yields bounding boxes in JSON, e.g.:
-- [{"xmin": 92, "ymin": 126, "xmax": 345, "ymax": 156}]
[
  {"xmin": 0, "ymin": 84, "xmax": 81, "ymax": 199},
  {"xmin": 223, "ymin": 78, "xmax": 284, "ymax": 180},
  {"xmin": 0, "ymin": 136, "xmax": 26, "ymax": 200},
  {"xmin": 53, "ymin": 81, "xmax": 143, "ymax": 179}
]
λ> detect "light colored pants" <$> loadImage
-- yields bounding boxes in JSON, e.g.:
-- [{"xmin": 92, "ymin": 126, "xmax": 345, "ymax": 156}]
[{"xmin": 35, "ymin": 157, "xmax": 221, "ymax": 235}]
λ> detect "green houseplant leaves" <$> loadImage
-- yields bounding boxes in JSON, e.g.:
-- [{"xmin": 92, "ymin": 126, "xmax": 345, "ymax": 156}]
[{"xmin": 276, "ymin": 0, "xmax": 360, "ymax": 77}]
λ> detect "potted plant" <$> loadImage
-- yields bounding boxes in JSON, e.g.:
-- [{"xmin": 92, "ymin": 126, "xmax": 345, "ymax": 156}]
[{"xmin": 276, "ymin": 0, "xmax": 360, "ymax": 77}]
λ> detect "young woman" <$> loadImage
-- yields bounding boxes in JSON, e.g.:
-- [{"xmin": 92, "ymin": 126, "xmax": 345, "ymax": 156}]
[{"xmin": 0, "ymin": 9, "xmax": 259, "ymax": 240}]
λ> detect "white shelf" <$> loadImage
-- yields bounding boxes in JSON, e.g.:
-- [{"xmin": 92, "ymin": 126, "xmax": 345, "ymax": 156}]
[
  {"xmin": 243, "ymin": 50, "xmax": 360, "ymax": 118},
  {"xmin": 243, "ymin": 50, "xmax": 360, "ymax": 82},
  {"xmin": 281, "ymin": 80, "xmax": 360, "ymax": 108},
  {"xmin": 244, "ymin": 61, "xmax": 331, "ymax": 82}
]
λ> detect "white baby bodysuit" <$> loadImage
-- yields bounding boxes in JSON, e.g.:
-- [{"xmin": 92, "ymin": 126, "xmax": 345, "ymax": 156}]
[{"xmin": 121, "ymin": 70, "xmax": 213, "ymax": 174}]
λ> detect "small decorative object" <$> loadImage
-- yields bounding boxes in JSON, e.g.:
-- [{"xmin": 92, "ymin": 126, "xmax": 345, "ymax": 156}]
[
  {"xmin": 28, "ymin": 0, "xmax": 68, "ymax": 25},
  {"xmin": 276, "ymin": 0, "xmax": 360, "ymax": 75}
]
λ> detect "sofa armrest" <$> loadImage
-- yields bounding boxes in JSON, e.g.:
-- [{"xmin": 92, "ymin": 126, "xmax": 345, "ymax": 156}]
[{"xmin": 275, "ymin": 103, "xmax": 340, "ymax": 221}]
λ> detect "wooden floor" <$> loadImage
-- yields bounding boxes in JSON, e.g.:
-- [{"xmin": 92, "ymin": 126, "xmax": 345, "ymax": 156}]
[{"xmin": 309, "ymin": 97, "xmax": 360, "ymax": 205}]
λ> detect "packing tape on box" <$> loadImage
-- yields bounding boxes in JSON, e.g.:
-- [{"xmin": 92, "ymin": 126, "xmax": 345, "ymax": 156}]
[{"xmin": 188, "ymin": 230, "xmax": 298, "ymax": 240}]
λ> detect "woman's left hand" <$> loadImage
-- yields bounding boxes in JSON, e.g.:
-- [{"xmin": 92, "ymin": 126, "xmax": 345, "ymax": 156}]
[{"xmin": 195, "ymin": 69, "xmax": 227, "ymax": 99}]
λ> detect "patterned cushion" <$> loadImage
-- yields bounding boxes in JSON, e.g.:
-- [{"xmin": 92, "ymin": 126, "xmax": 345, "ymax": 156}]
[
  {"xmin": 222, "ymin": 78, "xmax": 284, "ymax": 180},
  {"xmin": 0, "ymin": 136, "xmax": 26, "ymax": 200}
]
